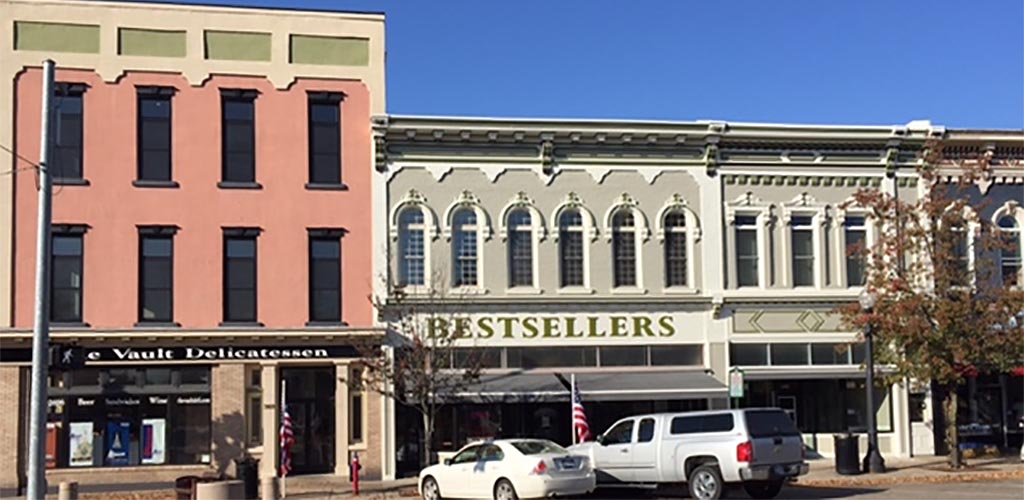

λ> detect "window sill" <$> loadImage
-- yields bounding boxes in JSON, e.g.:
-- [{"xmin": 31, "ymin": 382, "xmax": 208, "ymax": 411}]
[
  {"xmin": 556, "ymin": 287, "xmax": 595, "ymax": 295},
  {"xmin": 217, "ymin": 181, "xmax": 263, "ymax": 190},
  {"xmin": 134, "ymin": 321, "xmax": 182, "ymax": 328},
  {"xmin": 133, "ymin": 179, "xmax": 180, "ymax": 189},
  {"xmin": 663, "ymin": 287, "xmax": 700, "ymax": 295},
  {"xmin": 54, "ymin": 178, "xmax": 90, "ymax": 186},
  {"xmin": 305, "ymin": 321, "xmax": 349, "ymax": 328},
  {"xmin": 506, "ymin": 287, "xmax": 543, "ymax": 295},
  {"xmin": 610, "ymin": 287, "xmax": 648, "ymax": 295},
  {"xmin": 218, "ymin": 321, "xmax": 265, "ymax": 328},
  {"xmin": 305, "ymin": 182, "xmax": 349, "ymax": 191},
  {"xmin": 349, "ymin": 442, "xmax": 368, "ymax": 451},
  {"xmin": 451, "ymin": 286, "xmax": 489, "ymax": 295},
  {"xmin": 51, "ymin": 321, "xmax": 91, "ymax": 329}
]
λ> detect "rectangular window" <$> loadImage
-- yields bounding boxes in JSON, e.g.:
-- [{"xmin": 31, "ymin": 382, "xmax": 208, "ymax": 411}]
[
  {"xmin": 559, "ymin": 230, "xmax": 584, "ymax": 287},
  {"xmin": 453, "ymin": 222, "xmax": 478, "ymax": 287},
  {"xmin": 309, "ymin": 231, "xmax": 343, "ymax": 323},
  {"xmin": 771, "ymin": 344, "xmax": 809, "ymax": 365},
  {"xmin": 220, "ymin": 90, "xmax": 256, "ymax": 184},
  {"xmin": 612, "ymin": 230, "xmax": 637, "ymax": 287},
  {"xmin": 505, "ymin": 347, "xmax": 596, "ymax": 368},
  {"xmin": 665, "ymin": 226, "xmax": 687, "ymax": 287},
  {"xmin": 223, "ymin": 230, "xmax": 258, "ymax": 323},
  {"xmin": 509, "ymin": 229, "xmax": 533, "ymax": 287},
  {"xmin": 51, "ymin": 227, "xmax": 85, "ymax": 323},
  {"xmin": 53, "ymin": 84, "xmax": 85, "ymax": 181},
  {"xmin": 845, "ymin": 216, "xmax": 867, "ymax": 286},
  {"xmin": 670, "ymin": 414, "xmax": 734, "ymax": 434},
  {"xmin": 138, "ymin": 228, "xmax": 175, "ymax": 323},
  {"xmin": 649, "ymin": 345, "xmax": 703, "ymax": 366},
  {"xmin": 637, "ymin": 418, "xmax": 655, "ymax": 442},
  {"xmin": 791, "ymin": 215, "xmax": 815, "ymax": 286},
  {"xmin": 735, "ymin": 215, "xmax": 759, "ymax": 287},
  {"xmin": 308, "ymin": 93, "xmax": 343, "ymax": 185},
  {"xmin": 731, "ymin": 343, "xmax": 768, "ymax": 366},
  {"xmin": 811, "ymin": 343, "xmax": 850, "ymax": 365},
  {"xmin": 136, "ymin": 87, "xmax": 173, "ymax": 182},
  {"xmin": 453, "ymin": 348, "xmax": 502, "ymax": 369},
  {"xmin": 246, "ymin": 368, "xmax": 262, "ymax": 446},
  {"xmin": 350, "ymin": 368, "xmax": 363, "ymax": 443},
  {"xmin": 599, "ymin": 346, "xmax": 647, "ymax": 367}
]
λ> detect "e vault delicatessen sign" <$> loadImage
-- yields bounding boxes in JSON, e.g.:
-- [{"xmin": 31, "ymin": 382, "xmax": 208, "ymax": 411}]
[{"xmin": 0, "ymin": 344, "xmax": 359, "ymax": 365}]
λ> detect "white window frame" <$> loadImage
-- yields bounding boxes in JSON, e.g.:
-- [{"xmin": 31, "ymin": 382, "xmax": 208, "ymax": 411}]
[
  {"xmin": 940, "ymin": 204, "xmax": 980, "ymax": 287},
  {"xmin": 992, "ymin": 201, "xmax": 1023, "ymax": 288},
  {"xmin": 349, "ymin": 366, "xmax": 368, "ymax": 448},
  {"xmin": 442, "ymin": 191, "xmax": 491, "ymax": 293},
  {"xmin": 781, "ymin": 194, "xmax": 827, "ymax": 289},
  {"xmin": 389, "ymin": 189, "xmax": 438, "ymax": 292},
  {"xmin": 655, "ymin": 194, "xmax": 701, "ymax": 293},
  {"xmin": 603, "ymin": 193, "xmax": 649, "ymax": 293},
  {"xmin": 836, "ymin": 208, "xmax": 874, "ymax": 288},
  {"xmin": 551, "ymin": 193, "xmax": 597, "ymax": 293},
  {"xmin": 499, "ymin": 192, "xmax": 545, "ymax": 293},
  {"xmin": 725, "ymin": 192, "xmax": 771, "ymax": 289}
]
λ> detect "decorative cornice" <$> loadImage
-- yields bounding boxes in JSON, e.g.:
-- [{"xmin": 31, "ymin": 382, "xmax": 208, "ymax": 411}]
[{"xmin": 723, "ymin": 174, "xmax": 884, "ymax": 188}]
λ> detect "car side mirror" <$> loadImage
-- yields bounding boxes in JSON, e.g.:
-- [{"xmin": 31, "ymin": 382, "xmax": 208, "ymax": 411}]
[
  {"xmin": 596, "ymin": 435, "xmax": 606, "ymax": 446},
  {"xmin": 443, "ymin": 458, "xmax": 452, "ymax": 466}
]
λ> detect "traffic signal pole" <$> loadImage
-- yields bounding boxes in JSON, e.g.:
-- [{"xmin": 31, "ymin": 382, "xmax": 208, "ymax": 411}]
[{"xmin": 27, "ymin": 59, "xmax": 55, "ymax": 500}]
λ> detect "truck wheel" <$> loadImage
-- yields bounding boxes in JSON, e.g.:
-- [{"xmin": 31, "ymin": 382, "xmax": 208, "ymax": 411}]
[
  {"xmin": 743, "ymin": 480, "xmax": 783, "ymax": 499},
  {"xmin": 688, "ymin": 464, "xmax": 724, "ymax": 500}
]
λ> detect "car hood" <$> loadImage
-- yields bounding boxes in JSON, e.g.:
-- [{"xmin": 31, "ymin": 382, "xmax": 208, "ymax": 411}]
[{"xmin": 419, "ymin": 463, "xmax": 444, "ymax": 479}]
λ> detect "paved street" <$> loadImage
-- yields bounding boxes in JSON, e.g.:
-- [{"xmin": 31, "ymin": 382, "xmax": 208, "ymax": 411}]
[{"xmin": 586, "ymin": 480, "xmax": 1024, "ymax": 499}]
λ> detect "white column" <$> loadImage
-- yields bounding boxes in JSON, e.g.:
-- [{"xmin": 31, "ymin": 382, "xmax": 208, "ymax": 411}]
[
  {"xmin": 334, "ymin": 361, "xmax": 351, "ymax": 478},
  {"xmin": 259, "ymin": 363, "xmax": 278, "ymax": 480}
]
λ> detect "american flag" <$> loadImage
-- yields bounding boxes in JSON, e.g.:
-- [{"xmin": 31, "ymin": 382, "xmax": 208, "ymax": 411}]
[
  {"xmin": 571, "ymin": 375, "xmax": 592, "ymax": 443},
  {"xmin": 279, "ymin": 404, "xmax": 295, "ymax": 477}
]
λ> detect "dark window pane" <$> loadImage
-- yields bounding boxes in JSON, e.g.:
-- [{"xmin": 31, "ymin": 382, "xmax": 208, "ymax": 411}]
[
  {"xmin": 310, "ymin": 103, "xmax": 338, "ymax": 123},
  {"xmin": 143, "ymin": 260, "xmax": 172, "ymax": 289},
  {"xmin": 351, "ymin": 394, "xmax": 363, "ymax": 442},
  {"xmin": 311, "ymin": 290, "xmax": 340, "ymax": 322},
  {"xmin": 51, "ymin": 289, "xmax": 82, "ymax": 322},
  {"xmin": 846, "ymin": 229, "xmax": 866, "ymax": 286},
  {"xmin": 54, "ymin": 92, "xmax": 84, "ymax": 180},
  {"xmin": 600, "ymin": 346, "xmax": 646, "ymax": 366},
  {"xmin": 559, "ymin": 231, "xmax": 583, "ymax": 287},
  {"xmin": 180, "ymin": 367, "xmax": 210, "ymax": 385},
  {"xmin": 143, "ymin": 238, "xmax": 173, "ymax": 257},
  {"xmin": 670, "ymin": 417, "xmax": 699, "ymax": 434},
  {"xmin": 222, "ymin": 97, "xmax": 255, "ymax": 182},
  {"xmin": 310, "ymin": 238, "xmax": 341, "ymax": 322},
  {"xmin": 613, "ymin": 230, "xmax": 636, "ymax": 287},
  {"xmin": 731, "ymin": 343, "xmax": 768, "ymax": 365},
  {"xmin": 224, "ymin": 236, "xmax": 257, "ymax": 322},
  {"xmin": 309, "ymin": 100, "xmax": 341, "ymax": 184},
  {"xmin": 224, "ymin": 100, "xmax": 253, "ymax": 120},
  {"xmin": 851, "ymin": 342, "xmax": 867, "ymax": 365},
  {"xmin": 51, "ymin": 258, "xmax": 82, "ymax": 287},
  {"xmin": 637, "ymin": 419, "xmax": 655, "ymax": 442},
  {"xmin": 142, "ymin": 290, "xmax": 172, "ymax": 321},
  {"xmin": 811, "ymin": 343, "xmax": 850, "ymax": 365},
  {"xmin": 141, "ymin": 120, "xmax": 171, "ymax": 149},
  {"xmin": 771, "ymin": 344, "xmax": 809, "ymax": 365},
  {"xmin": 226, "ymin": 239, "xmax": 255, "ymax": 258},
  {"xmin": 50, "ymin": 235, "xmax": 83, "ymax": 322},
  {"xmin": 506, "ymin": 347, "xmax": 596, "ymax": 368},
  {"xmin": 140, "ymin": 152, "xmax": 171, "ymax": 181},
  {"xmin": 145, "ymin": 368, "xmax": 172, "ymax": 385},
  {"xmin": 453, "ymin": 348, "xmax": 502, "ymax": 369},
  {"xmin": 140, "ymin": 98, "xmax": 170, "ymax": 118},
  {"xmin": 700, "ymin": 414, "xmax": 735, "ymax": 433},
  {"xmin": 665, "ymin": 231, "xmax": 687, "ymax": 287},
  {"xmin": 509, "ymin": 212, "xmax": 533, "ymax": 287},
  {"xmin": 736, "ymin": 228, "xmax": 759, "ymax": 287},
  {"xmin": 745, "ymin": 410, "xmax": 801, "ymax": 437},
  {"xmin": 226, "ymin": 290, "xmax": 256, "ymax": 321},
  {"xmin": 312, "ymin": 260, "xmax": 340, "ymax": 289},
  {"xmin": 53, "ymin": 236, "xmax": 82, "ymax": 256},
  {"xmin": 650, "ymin": 345, "xmax": 702, "ymax": 366},
  {"xmin": 792, "ymin": 229, "xmax": 815, "ymax": 286},
  {"xmin": 227, "ymin": 260, "xmax": 255, "ymax": 288}
]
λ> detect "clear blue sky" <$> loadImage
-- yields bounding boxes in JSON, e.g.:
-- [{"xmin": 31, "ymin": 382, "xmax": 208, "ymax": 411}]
[{"xmin": 142, "ymin": 0, "xmax": 1024, "ymax": 129}]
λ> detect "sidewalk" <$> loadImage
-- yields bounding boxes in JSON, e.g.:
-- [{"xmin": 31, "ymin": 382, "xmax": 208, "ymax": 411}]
[{"xmin": 796, "ymin": 454, "xmax": 1024, "ymax": 487}]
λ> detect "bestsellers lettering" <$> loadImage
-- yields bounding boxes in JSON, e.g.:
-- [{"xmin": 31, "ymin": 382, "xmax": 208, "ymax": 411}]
[
  {"xmin": 428, "ymin": 315, "xmax": 677, "ymax": 339},
  {"xmin": 87, "ymin": 347, "xmax": 330, "ymax": 361}
]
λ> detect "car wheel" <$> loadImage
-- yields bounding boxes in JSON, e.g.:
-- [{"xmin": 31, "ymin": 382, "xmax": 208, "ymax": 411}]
[
  {"xmin": 688, "ymin": 464, "xmax": 724, "ymax": 500},
  {"xmin": 493, "ymin": 478, "xmax": 519, "ymax": 500},
  {"xmin": 742, "ymin": 480, "xmax": 783, "ymax": 499},
  {"xmin": 422, "ymin": 476, "xmax": 443, "ymax": 500}
]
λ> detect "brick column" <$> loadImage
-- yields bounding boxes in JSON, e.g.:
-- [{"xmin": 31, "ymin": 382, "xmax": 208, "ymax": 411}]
[
  {"xmin": 333, "ymin": 361, "xmax": 349, "ymax": 478},
  {"xmin": 211, "ymin": 364, "xmax": 246, "ymax": 477},
  {"xmin": 0, "ymin": 366, "xmax": 22, "ymax": 490},
  {"xmin": 259, "ymin": 363, "xmax": 278, "ymax": 480}
]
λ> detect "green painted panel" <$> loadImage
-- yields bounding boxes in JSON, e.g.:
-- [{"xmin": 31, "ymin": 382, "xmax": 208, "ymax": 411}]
[
  {"xmin": 119, "ymin": 28, "xmax": 186, "ymax": 57},
  {"xmin": 204, "ymin": 30, "xmax": 271, "ymax": 61},
  {"xmin": 290, "ymin": 34, "xmax": 369, "ymax": 66},
  {"xmin": 15, "ymin": 21, "xmax": 99, "ymax": 53}
]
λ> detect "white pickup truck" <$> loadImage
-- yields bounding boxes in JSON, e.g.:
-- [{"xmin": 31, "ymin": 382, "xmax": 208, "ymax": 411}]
[{"xmin": 569, "ymin": 408, "xmax": 809, "ymax": 500}]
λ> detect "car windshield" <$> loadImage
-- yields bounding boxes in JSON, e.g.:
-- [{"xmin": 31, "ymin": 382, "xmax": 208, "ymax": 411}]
[
  {"xmin": 510, "ymin": 440, "xmax": 568, "ymax": 455},
  {"xmin": 745, "ymin": 410, "xmax": 801, "ymax": 437}
]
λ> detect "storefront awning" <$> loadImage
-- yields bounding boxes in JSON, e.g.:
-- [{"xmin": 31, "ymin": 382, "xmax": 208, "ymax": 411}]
[{"xmin": 442, "ymin": 369, "xmax": 727, "ymax": 403}]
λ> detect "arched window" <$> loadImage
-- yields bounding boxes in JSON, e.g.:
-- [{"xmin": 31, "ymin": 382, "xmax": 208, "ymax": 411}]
[
  {"xmin": 998, "ymin": 215, "xmax": 1021, "ymax": 286},
  {"xmin": 951, "ymin": 221, "xmax": 970, "ymax": 285},
  {"xmin": 398, "ymin": 208, "xmax": 425, "ymax": 286},
  {"xmin": 559, "ymin": 209, "xmax": 585, "ymax": 287},
  {"xmin": 508, "ymin": 209, "xmax": 534, "ymax": 287},
  {"xmin": 612, "ymin": 209, "xmax": 637, "ymax": 287},
  {"xmin": 452, "ymin": 208, "xmax": 479, "ymax": 287},
  {"xmin": 664, "ymin": 210, "xmax": 687, "ymax": 287}
]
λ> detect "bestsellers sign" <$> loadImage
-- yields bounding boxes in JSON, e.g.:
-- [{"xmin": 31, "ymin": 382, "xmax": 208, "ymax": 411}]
[{"xmin": 424, "ymin": 313, "xmax": 701, "ymax": 344}]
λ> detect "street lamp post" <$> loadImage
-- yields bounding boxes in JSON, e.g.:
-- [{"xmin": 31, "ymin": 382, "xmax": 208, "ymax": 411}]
[{"xmin": 859, "ymin": 291, "xmax": 886, "ymax": 474}]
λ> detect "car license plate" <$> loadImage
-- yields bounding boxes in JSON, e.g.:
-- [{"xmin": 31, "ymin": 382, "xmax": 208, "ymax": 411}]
[{"xmin": 555, "ymin": 457, "xmax": 579, "ymax": 470}]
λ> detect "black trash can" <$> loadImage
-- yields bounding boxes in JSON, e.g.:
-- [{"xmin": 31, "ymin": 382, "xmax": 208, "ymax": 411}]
[
  {"xmin": 234, "ymin": 457, "xmax": 260, "ymax": 500},
  {"xmin": 833, "ymin": 434, "xmax": 861, "ymax": 475}
]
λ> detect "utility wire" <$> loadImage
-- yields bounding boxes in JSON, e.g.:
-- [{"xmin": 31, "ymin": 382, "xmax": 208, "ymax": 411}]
[{"xmin": 0, "ymin": 143, "xmax": 42, "ymax": 175}]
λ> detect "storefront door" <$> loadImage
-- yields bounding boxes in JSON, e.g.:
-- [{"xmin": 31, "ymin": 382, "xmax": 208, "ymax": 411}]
[{"xmin": 282, "ymin": 367, "xmax": 336, "ymax": 475}]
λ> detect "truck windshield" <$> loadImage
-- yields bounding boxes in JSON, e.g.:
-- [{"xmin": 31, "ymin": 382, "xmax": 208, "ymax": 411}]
[
  {"xmin": 745, "ymin": 410, "xmax": 801, "ymax": 437},
  {"xmin": 511, "ymin": 440, "xmax": 568, "ymax": 455}
]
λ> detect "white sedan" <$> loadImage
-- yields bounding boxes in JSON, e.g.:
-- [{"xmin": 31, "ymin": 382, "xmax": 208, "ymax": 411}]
[{"xmin": 419, "ymin": 439, "xmax": 596, "ymax": 500}]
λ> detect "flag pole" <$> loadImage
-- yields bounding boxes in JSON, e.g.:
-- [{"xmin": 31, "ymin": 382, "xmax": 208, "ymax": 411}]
[
  {"xmin": 280, "ymin": 379, "xmax": 286, "ymax": 499},
  {"xmin": 570, "ymin": 374, "xmax": 576, "ymax": 446}
]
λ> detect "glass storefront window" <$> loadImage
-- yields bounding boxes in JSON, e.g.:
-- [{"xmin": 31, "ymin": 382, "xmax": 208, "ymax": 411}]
[
  {"xmin": 600, "ymin": 346, "xmax": 647, "ymax": 366},
  {"xmin": 454, "ymin": 348, "xmax": 502, "ymax": 369},
  {"xmin": 731, "ymin": 344, "xmax": 769, "ymax": 366},
  {"xmin": 506, "ymin": 347, "xmax": 597, "ymax": 368},
  {"xmin": 811, "ymin": 343, "xmax": 850, "ymax": 365},
  {"xmin": 650, "ymin": 345, "xmax": 703, "ymax": 366},
  {"xmin": 180, "ymin": 367, "xmax": 210, "ymax": 385},
  {"xmin": 770, "ymin": 344, "xmax": 809, "ymax": 366},
  {"xmin": 145, "ymin": 368, "xmax": 173, "ymax": 386}
]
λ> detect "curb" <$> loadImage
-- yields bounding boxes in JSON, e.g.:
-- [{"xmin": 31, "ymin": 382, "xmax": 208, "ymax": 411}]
[{"xmin": 795, "ymin": 468, "xmax": 1024, "ymax": 488}]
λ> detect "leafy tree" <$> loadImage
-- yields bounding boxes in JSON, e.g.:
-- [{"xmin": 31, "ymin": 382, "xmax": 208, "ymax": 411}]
[{"xmin": 837, "ymin": 142, "xmax": 1024, "ymax": 468}]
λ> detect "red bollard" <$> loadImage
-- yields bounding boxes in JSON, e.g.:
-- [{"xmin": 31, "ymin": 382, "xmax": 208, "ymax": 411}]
[{"xmin": 352, "ymin": 452, "xmax": 360, "ymax": 496}]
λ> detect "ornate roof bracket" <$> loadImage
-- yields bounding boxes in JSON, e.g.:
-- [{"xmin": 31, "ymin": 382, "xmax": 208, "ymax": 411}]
[
  {"xmin": 884, "ymin": 140, "xmax": 901, "ymax": 178},
  {"xmin": 704, "ymin": 140, "xmax": 720, "ymax": 177}
]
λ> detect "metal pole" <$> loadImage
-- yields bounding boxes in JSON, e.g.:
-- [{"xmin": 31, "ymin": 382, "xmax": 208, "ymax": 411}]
[
  {"xmin": 27, "ymin": 59, "xmax": 55, "ymax": 500},
  {"xmin": 863, "ymin": 322, "xmax": 886, "ymax": 473},
  {"xmin": 570, "ymin": 374, "xmax": 576, "ymax": 445}
]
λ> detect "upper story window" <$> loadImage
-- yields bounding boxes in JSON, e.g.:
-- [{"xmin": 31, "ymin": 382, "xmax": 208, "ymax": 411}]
[
  {"xmin": 735, "ymin": 215, "xmax": 760, "ymax": 287},
  {"xmin": 559, "ymin": 209, "xmax": 585, "ymax": 287},
  {"xmin": 611, "ymin": 209, "xmax": 638, "ymax": 288},
  {"xmin": 309, "ymin": 230, "xmax": 344, "ymax": 323},
  {"xmin": 844, "ymin": 216, "xmax": 867, "ymax": 286},
  {"xmin": 51, "ymin": 226, "xmax": 86, "ymax": 323},
  {"xmin": 53, "ymin": 83, "xmax": 86, "ymax": 182},
  {"xmin": 220, "ymin": 90, "xmax": 257, "ymax": 185},
  {"xmin": 398, "ymin": 209, "xmax": 426, "ymax": 287},
  {"xmin": 307, "ymin": 92, "xmax": 343, "ymax": 187},
  {"xmin": 951, "ymin": 222, "xmax": 971, "ymax": 286},
  {"xmin": 223, "ymin": 229, "xmax": 260, "ymax": 323},
  {"xmin": 791, "ymin": 215, "xmax": 815, "ymax": 287},
  {"xmin": 664, "ymin": 210, "xmax": 688, "ymax": 287},
  {"xmin": 136, "ymin": 87, "xmax": 174, "ymax": 184},
  {"xmin": 508, "ymin": 209, "xmax": 534, "ymax": 288},
  {"xmin": 138, "ymin": 227, "xmax": 176, "ymax": 324},
  {"xmin": 998, "ymin": 215, "xmax": 1021, "ymax": 286},
  {"xmin": 452, "ymin": 209, "xmax": 479, "ymax": 287}
]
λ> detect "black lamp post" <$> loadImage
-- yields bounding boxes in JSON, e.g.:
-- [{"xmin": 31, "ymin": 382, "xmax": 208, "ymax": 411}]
[{"xmin": 859, "ymin": 290, "xmax": 886, "ymax": 473}]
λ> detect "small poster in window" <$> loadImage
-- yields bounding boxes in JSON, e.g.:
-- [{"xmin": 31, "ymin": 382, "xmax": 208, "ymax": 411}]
[
  {"xmin": 69, "ymin": 422, "xmax": 94, "ymax": 467},
  {"xmin": 46, "ymin": 422, "xmax": 60, "ymax": 469},
  {"xmin": 141, "ymin": 418, "xmax": 166, "ymax": 465},
  {"xmin": 105, "ymin": 421, "xmax": 130, "ymax": 466}
]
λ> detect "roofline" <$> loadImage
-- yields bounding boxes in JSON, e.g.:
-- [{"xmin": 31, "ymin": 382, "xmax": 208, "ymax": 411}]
[
  {"xmin": 383, "ymin": 114, "xmax": 926, "ymax": 131},
  {"xmin": 66, "ymin": 0, "xmax": 386, "ymax": 20}
]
